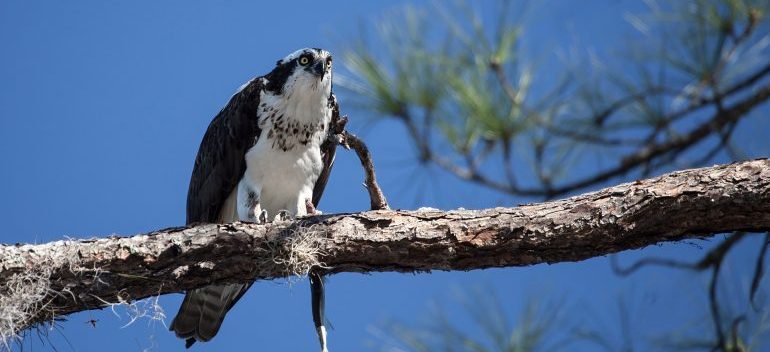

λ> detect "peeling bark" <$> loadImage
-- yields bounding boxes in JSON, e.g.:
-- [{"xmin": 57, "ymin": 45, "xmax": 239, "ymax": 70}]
[{"xmin": 1, "ymin": 159, "xmax": 769, "ymax": 330}]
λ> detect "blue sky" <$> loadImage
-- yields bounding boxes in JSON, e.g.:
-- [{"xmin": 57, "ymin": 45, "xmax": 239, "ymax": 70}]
[{"xmin": 1, "ymin": 1, "xmax": 768, "ymax": 351}]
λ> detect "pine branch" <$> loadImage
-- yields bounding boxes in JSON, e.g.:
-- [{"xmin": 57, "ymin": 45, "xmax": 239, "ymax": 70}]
[{"xmin": 2, "ymin": 159, "xmax": 770, "ymax": 335}]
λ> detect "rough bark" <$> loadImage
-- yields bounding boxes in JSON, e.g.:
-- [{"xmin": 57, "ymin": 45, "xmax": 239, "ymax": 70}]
[{"xmin": 1, "ymin": 159, "xmax": 769, "ymax": 331}]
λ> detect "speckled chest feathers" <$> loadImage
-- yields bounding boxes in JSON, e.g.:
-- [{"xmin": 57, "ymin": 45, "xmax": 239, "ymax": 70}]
[{"xmin": 258, "ymin": 91, "xmax": 330, "ymax": 152}]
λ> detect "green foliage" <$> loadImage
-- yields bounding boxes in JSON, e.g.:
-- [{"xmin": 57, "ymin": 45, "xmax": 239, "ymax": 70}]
[
  {"xmin": 342, "ymin": 1, "xmax": 532, "ymax": 153},
  {"xmin": 343, "ymin": 0, "xmax": 770, "ymax": 351},
  {"xmin": 340, "ymin": 0, "xmax": 770, "ymax": 197}
]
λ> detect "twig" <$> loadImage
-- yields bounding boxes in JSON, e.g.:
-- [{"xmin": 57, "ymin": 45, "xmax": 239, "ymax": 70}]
[
  {"xmin": 550, "ymin": 83, "xmax": 770, "ymax": 196},
  {"xmin": 340, "ymin": 129, "xmax": 390, "ymax": 210},
  {"xmin": 612, "ymin": 232, "xmax": 751, "ymax": 351},
  {"xmin": 750, "ymin": 233, "xmax": 770, "ymax": 310}
]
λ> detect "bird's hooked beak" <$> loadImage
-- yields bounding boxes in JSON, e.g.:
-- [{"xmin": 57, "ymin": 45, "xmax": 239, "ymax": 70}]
[{"xmin": 311, "ymin": 59, "xmax": 326, "ymax": 79}]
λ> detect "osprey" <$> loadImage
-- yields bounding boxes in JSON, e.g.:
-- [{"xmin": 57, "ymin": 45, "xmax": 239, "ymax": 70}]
[{"xmin": 170, "ymin": 48, "xmax": 337, "ymax": 351}]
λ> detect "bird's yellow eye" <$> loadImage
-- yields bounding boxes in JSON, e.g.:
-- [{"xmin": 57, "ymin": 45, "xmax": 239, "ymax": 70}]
[{"xmin": 299, "ymin": 56, "xmax": 310, "ymax": 65}]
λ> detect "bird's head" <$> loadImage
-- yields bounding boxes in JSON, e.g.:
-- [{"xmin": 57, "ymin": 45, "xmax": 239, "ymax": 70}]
[{"xmin": 264, "ymin": 48, "xmax": 332, "ymax": 96}]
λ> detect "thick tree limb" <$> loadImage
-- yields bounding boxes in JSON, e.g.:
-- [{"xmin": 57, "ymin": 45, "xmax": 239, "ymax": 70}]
[{"xmin": 1, "ymin": 159, "xmax": 770, "ymax": 332}]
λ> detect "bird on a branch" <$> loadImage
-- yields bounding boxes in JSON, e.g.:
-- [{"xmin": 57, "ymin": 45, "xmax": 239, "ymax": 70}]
[{"xmin": 169, "ymin": 48, "xmax": 338, "ymax": 352}]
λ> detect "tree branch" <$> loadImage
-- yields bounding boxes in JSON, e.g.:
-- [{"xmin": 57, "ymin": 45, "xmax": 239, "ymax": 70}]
[
  {"xmin": 413, "ymin": 81, "xmax": 770, "ymax": 198},
  {"xmin": 340, "ymin": 130, "xmax": 389, "ymax": 211},
  {"xmin": 546, "ymin": 82, "xmax": 770, "ymax": 195},
  {"xmin": 2, "ymin": 159, "xmax": 770, "ymax": 334}
]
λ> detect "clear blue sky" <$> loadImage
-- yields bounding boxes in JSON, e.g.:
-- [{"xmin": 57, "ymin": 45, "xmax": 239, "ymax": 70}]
[{"xmin": 1, "ymin": 1, "xmax": 767, "ymax": 351}]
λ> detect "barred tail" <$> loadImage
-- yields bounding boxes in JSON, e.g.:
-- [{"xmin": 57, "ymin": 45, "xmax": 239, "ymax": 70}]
[{"xmin": 170, "ymin": 283, "xmax": 252, "ymax": 348}]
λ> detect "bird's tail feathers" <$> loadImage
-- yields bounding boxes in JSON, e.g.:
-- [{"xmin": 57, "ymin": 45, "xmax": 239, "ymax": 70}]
[{"xmin": 170, "ymin": 283, "xmax": 252, "ymax": 348}]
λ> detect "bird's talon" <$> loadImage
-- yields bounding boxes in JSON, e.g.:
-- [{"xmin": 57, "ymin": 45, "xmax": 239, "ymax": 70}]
[
  {"xmin": 274, "ymin": 210, "xmax": 291, "ymax": 222},
  {"xmin": 257, "ymin": 210, "xmax": 269, "ymax": 224},
  {"xmin": 305, "ymin": 198, "xmax": 322, "ymax": 215}
]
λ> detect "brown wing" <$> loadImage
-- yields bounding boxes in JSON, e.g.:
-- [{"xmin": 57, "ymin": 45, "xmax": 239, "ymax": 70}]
[
  {"xmin": 185, "ymin": 79, "xmax": 263, "ymax": 225},
  {"xmin": 171, "ymin": 78, "xmax": 263, "ymax": 348},
  {"xmin": 312, "ymin": 92, "xmax": 342, "ymax": 207}
]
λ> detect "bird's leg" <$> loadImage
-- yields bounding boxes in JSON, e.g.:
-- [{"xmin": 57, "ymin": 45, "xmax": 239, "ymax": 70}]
[
  {"xmin": 249, "ymin": 204, "xmax": 269, "ymax": 224},
  {"xmin": 257, "ymin": 209, "xmax": 268, "ymax": 224},
  {"xmin": 239, "ymin": 182, "xmax": 268, "ymax": 223},
  {"xmin": 305, "ymin": 198, "xmax": 323, "ymax": 215}
]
